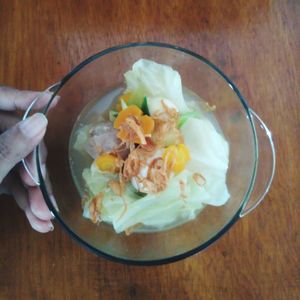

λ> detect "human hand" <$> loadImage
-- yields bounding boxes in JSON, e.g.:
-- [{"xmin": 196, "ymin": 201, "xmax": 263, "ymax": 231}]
[{"xmin": 0, "ymin": 86, "xmax": 55, "ymax": 233}]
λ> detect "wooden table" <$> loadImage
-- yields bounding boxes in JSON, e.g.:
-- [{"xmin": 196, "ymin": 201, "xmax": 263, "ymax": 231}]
[{"xmin": 0, "ymin": 1, "xmax": 299, "ymax": 299}]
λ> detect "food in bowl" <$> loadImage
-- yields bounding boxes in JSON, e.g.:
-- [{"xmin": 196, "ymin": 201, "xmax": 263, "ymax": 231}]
[{"xmin": 70, "ymin": 59, "xmax": 230, "ymax": 234}]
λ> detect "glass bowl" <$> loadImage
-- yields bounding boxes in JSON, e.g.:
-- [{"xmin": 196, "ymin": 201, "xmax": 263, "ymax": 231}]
[{"xmin": 23, "ymin": 42, "xmax": 275, "ymax": 265}]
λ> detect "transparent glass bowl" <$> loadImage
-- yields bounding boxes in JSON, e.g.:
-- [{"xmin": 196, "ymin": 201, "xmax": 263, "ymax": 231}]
[{"xmin": 23, "ymin": 42, "xmax": 275, "ymax": 265}]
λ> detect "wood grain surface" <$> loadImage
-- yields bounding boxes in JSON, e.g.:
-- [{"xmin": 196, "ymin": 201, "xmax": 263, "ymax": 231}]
[{"xmin": 0, "ymin": 0, "xmax": 299, "ymax": 299}]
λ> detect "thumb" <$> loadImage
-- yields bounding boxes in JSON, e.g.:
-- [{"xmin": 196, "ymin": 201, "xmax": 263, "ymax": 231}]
[{"xmin": 0, "ymin": 113, "xmax": 48, "ymax": 182}]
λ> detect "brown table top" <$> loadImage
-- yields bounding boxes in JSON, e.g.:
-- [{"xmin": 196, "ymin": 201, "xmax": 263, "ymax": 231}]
[{"xmin": 0, "ymin": 1, "xmax": 299, "ymax": 299}]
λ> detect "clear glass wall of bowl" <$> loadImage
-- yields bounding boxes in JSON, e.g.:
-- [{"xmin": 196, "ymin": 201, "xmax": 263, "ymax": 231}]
[{"xmin": 40, "ymin": 45, "xmax": 256, "ymax": 262}]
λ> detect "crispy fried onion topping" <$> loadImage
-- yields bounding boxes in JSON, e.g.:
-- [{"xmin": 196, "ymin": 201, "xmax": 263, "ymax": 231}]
[
  {"xmin": 179, "ymin": 179, "xmax": 187, "ymax": 200},
  {"xmin": 134, "ymin": 157, "xmax": 169, "ymax": 194},
  {"xmin": 108, "ymin": 180, "xmax": 123, "ymax": 196},
  {"xmin": 111, "ymin": 142, "xmax": 130, "ymax": 160},
  {"xmin": 152, "ymin": 101, "xmax": 183, "ymax": 147},
  {"xmin": 140, "ymin": 137, "xmax": 157, "ymax": 153},
  {"xmin": 119, "ymin": 116, "xmax": 147, "ymax": 145},
  {"xmin": 192, "ymin": 172, "xmax": 206, "ymax": 186},
  {"xmin": 107, "ymin": 100, "xmax": 185, "ymax": 196},
  {"xmin": 89, "ymin": 192, "xmax": 104, "ymax": 223},
  {"xmin": 204, "ymin": 102, "xmax": 216, "ymax": 112},
  {"xmin": 122, "ymin": 149, "xmax": 141, "ymax": 182},
  {"xmin": 125, "ymin": 223, "xmax": 143, "ymax": 236}
]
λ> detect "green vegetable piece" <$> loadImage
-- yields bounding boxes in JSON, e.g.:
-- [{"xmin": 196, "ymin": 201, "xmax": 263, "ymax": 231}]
[
  {"xmin": 109, "ymin": 110, "xmax": 119, "ymax": 122},
  {"xmin": 141, "ymin": 96, "xmax": 150, "ymax": 115},
  {"xmin": 128, "ymin": 182, "xmax": 147, "ymax": 198},
  {"xmin": 127, "ymin": 96, "xmax": 144, "ymax": 108},
  {"xmin": 135, "ymin": 190, "xmax": 147, "ymax": 198},
  {"xmin": 178, "ymin": 111, "xmax": 201, "ymax": 128}
]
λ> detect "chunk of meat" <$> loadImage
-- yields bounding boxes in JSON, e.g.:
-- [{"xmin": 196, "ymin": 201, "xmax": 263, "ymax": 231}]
[{"xmin": 85, "ymin": 122, "xmax": 120, "ymax": 159}]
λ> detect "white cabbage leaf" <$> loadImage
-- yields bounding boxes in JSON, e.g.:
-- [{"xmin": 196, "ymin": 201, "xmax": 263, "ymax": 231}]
[
  {"xmin": 124, "ymin": 59, "xmax": 189, "ymax": 113},
  {"xmin": 180, "ymin": 117, "xmax": 230, "ymax": 206},
  {"xmin": 82, "ymin": 166, "xmax": 206, "ymax": 233}
]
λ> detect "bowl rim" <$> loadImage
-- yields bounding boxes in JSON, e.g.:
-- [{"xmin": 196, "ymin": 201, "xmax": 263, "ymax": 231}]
[{"xmin": 37, "ymin": 41, "xmax": 258, "ymax": 266}]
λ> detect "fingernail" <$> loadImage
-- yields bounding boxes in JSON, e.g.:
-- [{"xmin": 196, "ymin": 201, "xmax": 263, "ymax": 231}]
[
  {"xmin": 20, "ymin": 113, "xmax": 48, "ymax": 138},
  {"xmin": 50, "ymin": 211, "xmax": 55, "ymax": 219},
  {"xmin": 41, "ymin": 164, "xmax": 47, "ymax": 178},
  {"xmin": 50, "ymin": 195, "xmax": 59, "ymax": 212},
  {"xmin": 51, "ymin": 96, "xmax": 59, "ymax": 107},
  {"xmin": 49, "ymin": 223, "xmax": 54, "ymax": 231}
]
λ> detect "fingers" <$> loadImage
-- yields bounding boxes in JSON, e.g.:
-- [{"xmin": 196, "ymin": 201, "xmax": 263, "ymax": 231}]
[
  {"xmin": 0, "ymin": 113, "xmax": 48, "ymax": 183},
  {"xmin": 27, "ymin": 187, "xmax": 53, "ymax": 221},
  {"xmin": 0, "ymin": 86, "xmax": 58, "ymax": 111},
  {"xmin": 3, "ymin": 172, "xmax": 54, "ymax": 233},
  {"xmin": 19, "ymin": 143, "xmax": 47, "ymax": 187},
  {"xmin": 25, "ymin": 209, "xmax": 54, "ymax": 233},
  {"xmin": 19, "ymin": 169, "xmax": 58, "ymax": 219},
  {"xmin": 0, "ymin": 111, "xmax": 20, "ymax": 133},
  {"xmin": 19, "ymin": 141, "xmax": 59, "ymax": 212},
  {"xmin": 0, "ymin": 87, "xmax": 40, "ymax": 110}
]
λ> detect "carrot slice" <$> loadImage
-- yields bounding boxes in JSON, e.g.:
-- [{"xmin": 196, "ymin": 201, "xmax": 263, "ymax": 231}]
[
  {"xmin": 95, "ymin": 154, "xmax": 119, "ymax": 173},
  {"xmin": 139, "ymin": 115, "xmax": 155, "ymax": 134},
  {"xmin": 162, "ymin": 144, "xmax": 190, "ymax": 174},
  {"xmin": 114, "ymin": 105, "xmax": 143, "ymax": 128}
]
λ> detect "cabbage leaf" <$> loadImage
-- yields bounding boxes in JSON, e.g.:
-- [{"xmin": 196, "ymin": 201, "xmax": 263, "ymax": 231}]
[{"xmin": 124, "ymin": 59, "xmax": 189, "ymax": 113}]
